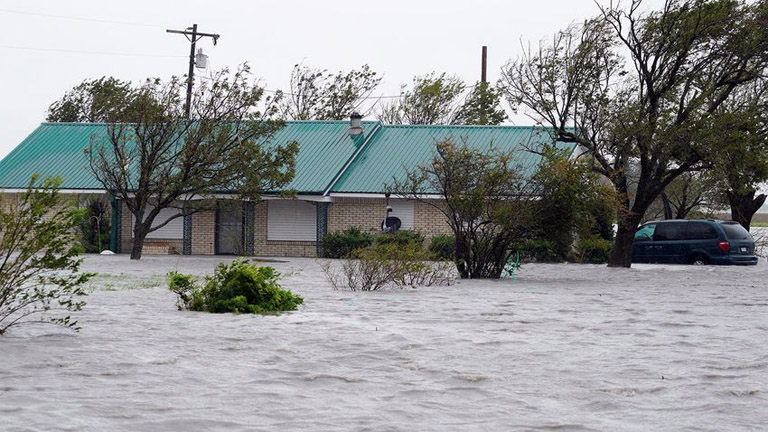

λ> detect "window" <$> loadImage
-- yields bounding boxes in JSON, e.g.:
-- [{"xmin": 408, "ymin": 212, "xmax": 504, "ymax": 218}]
[
  {"xmin": 685, "ymin": 222, "xmax": 719, "ymax": 240},
  {"xmin": 652, "ymin": 222, "xmax": 685, "ymax": 241},
  {"xmin": 267, "ymin": 200, "xmax": 317, "ymax": 241},
  {"xmin": 131, "ymin": 206, "xmax": 183, "ymax": 239},
  {"xmin": 721, "ymin": 222, "xmax": 751, "ymax": 240},
  {"xmin": 634, "ymin": 224, "xmax": 656, "ymax": 241}
]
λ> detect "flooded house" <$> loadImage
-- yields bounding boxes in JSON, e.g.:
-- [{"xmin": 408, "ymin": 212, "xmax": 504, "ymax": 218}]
[{"xmin": 0, "ymin": 117, "xmax": 571, "ymax": 257}]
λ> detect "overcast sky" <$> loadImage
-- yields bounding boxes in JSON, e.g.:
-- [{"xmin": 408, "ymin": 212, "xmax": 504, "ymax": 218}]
[{"xmin": 0, "ymin": 0, "xmax": 681, "ymax": 159}]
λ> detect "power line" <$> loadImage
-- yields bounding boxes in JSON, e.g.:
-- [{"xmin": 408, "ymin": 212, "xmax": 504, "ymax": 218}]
[
  {"xmin": 0, "ymin": 7, "xmax": 168, "ymax": 28},
  {"xmin": 0, "ymin": 44, "xmax": 186, "ymax": 58}
]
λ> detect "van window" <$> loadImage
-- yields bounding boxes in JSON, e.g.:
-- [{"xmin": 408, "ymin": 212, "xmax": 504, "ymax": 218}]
[
  {"xmin": 653, "ymin": 222, "xmax": 685, "ymax": 241},
  {"xmin": 685, "ymin": 222, "xmax": 719, "ymax": 240},
  {"xmin": 721, "ymin": 222, "xmax": 752, "ymax": 240},
  {"xmin": 635, "ymin": 224, "xmax": 656, "ymax": 241}
]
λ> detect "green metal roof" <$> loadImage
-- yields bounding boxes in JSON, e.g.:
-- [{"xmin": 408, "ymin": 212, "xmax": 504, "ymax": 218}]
[
  {"xmin": 0, "ymin": 122, "xmax": 574, "ymax": 195},
  {"xmin": 0, "ymin": 121, "xmax": 380, "ymax": 193},
  {"xmin": 265, "ymin": 120, "xmax": 379, "ymax": 194},
  {"xmin": 329, "ymin": 125, "xmax": 575, "ymax": 194},
  {"xmin": 0, "ymin": 123, "xmax": 106, "ymax": 189}
]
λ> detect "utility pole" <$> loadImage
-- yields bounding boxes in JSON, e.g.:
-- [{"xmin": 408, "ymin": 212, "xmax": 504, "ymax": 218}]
[
  {"xmin": 166, "ymin": 24, "xmax": 220, "ymax": 119},
  {"xmin": 481, "ymin": 46, "xmax": 488, "ymax": 125},
  {"xmin": 481, "ymin": 46, "xmax": 487, "ymax": 84}
]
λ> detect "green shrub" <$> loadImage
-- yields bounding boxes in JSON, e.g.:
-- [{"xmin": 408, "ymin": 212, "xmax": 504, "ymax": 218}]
[
  {"xmin": 168, "ymin": 259, "xmax": 303, "ymax": 314},
  {"xmin": 322, "ymin": 227, "xmax": 374, "ymax": 258},
  {"xmin": 575, "ymin": 237, "xmax": 613, "ymax": 264},
  {"xmin": 375, "ymin": 230, "xmax": 425, "ymax": 247},
  {"xmin": 429, "ymin": 235, "xmax": 455, "ymax": 260},
  {"xmin": 515, "ymin": 239, "xmax": 561, "ymax": 263},
  {"xmin": 0, "ymin": 176, "xmax": 92, "ymax": 335}
]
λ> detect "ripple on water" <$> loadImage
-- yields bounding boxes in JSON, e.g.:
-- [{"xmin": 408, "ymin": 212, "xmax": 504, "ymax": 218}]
[{"xmin": 4, "ymin": 257, "xmax": 768, "ymax": 432}]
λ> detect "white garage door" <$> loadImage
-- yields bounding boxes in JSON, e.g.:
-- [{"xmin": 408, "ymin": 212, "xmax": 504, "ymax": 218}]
[
  {"xmin": 389, "ymin": 199, "xmax": 414, "ymax": 230},
  {"xmin": 131, "ymin": 206, "xmax": 183, "ymax": 239},
  {"xmin": 267, "ymin": 200, "xmax": 317, "ymax": 241}
]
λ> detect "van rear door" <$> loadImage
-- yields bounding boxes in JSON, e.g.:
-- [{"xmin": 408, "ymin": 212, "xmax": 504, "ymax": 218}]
[{"xmin": 720, "ymin": 222, "xmax": 755, "ymax": 256}]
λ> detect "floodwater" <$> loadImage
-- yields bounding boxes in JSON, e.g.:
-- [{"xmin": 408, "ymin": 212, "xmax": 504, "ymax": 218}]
[{"xmin": 2, "ymin": 255, "xmax": 768, "ymax": 431}]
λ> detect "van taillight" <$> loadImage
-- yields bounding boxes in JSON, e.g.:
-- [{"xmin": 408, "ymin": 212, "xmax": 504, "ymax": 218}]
[{"xmin": 718, "ymin": 241, "xmax": 730, "ymax": 252}]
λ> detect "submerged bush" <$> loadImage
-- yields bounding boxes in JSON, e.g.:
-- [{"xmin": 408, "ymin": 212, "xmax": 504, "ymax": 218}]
[
  {"xmin": 374, "ymin": 230, "xmax": 424, "ymax": 247},
  {"xmin": 322, "ymin": 227, "xmax": 374, "ymax": 258},
  {"xmin": 321, "ymin": 242, "xmax": 456, "ymax": 291},
  {"xmin": 575, "ymin": 237, "xmax": 613, "ymax": 264},
  {"xmin": 515, "ymin": 239, "xmax": 561, "ymax": 263},
  {"xmin": 429, "ymin": 235, "xmax": 455, "ymax": 260},
  {"xmin": 169, "ymin": 259, "xmax": 303, "ymax": 314}
]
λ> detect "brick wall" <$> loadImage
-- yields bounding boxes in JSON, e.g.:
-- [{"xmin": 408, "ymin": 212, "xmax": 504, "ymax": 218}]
[
  {"xmin": 191, "ymin": 209, "xmax": 215, "ymax": 255},
  {"xmin": 120, "ymin": 201, "xmax": 132, "ymax": 253},
  {"xmin": 414, "ymin": 200, "xmax": 452, "ymax": 239},
  {"xmin": 0, "ymin": 193, "xmax": 13, "ymax": 213},
  {"xmin": 328, "ymin": 198, "xmax": 388, "ymax": 235},
  {"xmin": 1, "ymin": 191, "xmax": 83, "ymax": 247},
  {"xmin": 327, "ymin": 197, "xmax": 452, "ymax": 241}
]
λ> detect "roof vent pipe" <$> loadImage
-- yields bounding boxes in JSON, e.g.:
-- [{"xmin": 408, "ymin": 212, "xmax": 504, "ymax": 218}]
[{"xmin": 348, "ymin": 112, "xmax": 363, "ymax": 136}]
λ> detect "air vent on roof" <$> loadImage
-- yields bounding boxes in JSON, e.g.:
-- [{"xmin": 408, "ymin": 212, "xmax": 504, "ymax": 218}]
[{"xmin": 348, "ymin": 113, "xmax": 363, "ymax": 136}]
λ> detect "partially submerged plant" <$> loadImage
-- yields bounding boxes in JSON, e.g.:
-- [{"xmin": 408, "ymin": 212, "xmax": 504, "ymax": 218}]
[
  {"xmin": 320, "ymin": 242, "xmax": 456, "ymax": 291},
  {"xmin": 0, "ymin": 176, "xmax": 93, "ymax": 335},
  {"xmin": 168, "ymin": 259, "xmax": 303, "ymax": 314}
]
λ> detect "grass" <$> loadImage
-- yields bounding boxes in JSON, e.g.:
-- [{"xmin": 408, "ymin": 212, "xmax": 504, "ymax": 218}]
[
  {"xmin": 751, "ymin": 221, "xmax": 768, "ymax": 227},
  {"xmin": 86, "ymin": 273, "xmax": 168, "ymax": 292}
]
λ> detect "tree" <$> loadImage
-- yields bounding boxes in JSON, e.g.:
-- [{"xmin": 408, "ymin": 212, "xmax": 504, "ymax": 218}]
[
  {"xmin": 644, "ymin": 172, "xmax": 713, "ymax": 221},
  {"xmin": 86, "ymin": 65, "xmax": 299, "ymax": 259},
  {"xmin": 378, "ymin": 72, "xmax": 466, "ymax": 124},
  {"xmin": 705, "ymin": 79, "xmax": 768, "ymax": 230},
  {"xmin": 531, "ymin": 148, "xmax": 616, "ymax": 260},
  {"xmin": 278, "ymin": 63, "xmax": 381, "ymax": 120},
  {"xmin": 452, "ymin": 82, "xmax": 508, "ymax": 125},
  {"xmin": 390, "ymin": 139, "xmax": 537, "ymax": 279},
  {"xmin": 500, "ymin": 0, "xmax": 768, "ymax": 267},
  {"xmin": 0, "ymin": 176, "xmax": 92, "ymax": 335},
  {"xmin": 47, "ymin": 76, "xmax": 137, "ymax": 123}
]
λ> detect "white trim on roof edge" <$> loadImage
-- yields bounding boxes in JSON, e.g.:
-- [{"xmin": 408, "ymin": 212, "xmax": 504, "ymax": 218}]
[
  {"xmin": 329, "ymin": 192, "xmax": 444, "ymax": 200},
  {"xmin": 0, "ymin": 189, "xmax": 106, "ymax": 194},
  {"xmin": 0, "ymin": 190, "xmax": 337, "ymax": 202}
]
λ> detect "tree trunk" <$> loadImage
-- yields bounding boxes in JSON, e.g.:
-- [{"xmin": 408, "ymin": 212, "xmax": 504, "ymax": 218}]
[
  {"xmin": 130, "ymin": 234, "xmax": 145, "ymax": 260},
  {"xmin": 130, "ymin": 222, "xmax": 151, "ymax": 260},
  {"xmin": 661, "ymin": 192, "xmax": 673, "ymax": 220},
  {"xmin": 728, "ymin": 191, "xmax": 766, "ymax": 231},
  {"xmin": 454, "ymin": 236, "xmax": 470, "ymax": 279},
  {"xmin": 608, "ymin": 213, "xmax": 643, "ymax": 268}
]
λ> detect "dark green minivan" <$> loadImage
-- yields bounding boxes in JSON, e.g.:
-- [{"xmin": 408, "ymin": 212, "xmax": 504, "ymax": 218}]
[{"xmin": 632, "ymin": 220, "xmax": 758, "ymax": 265}]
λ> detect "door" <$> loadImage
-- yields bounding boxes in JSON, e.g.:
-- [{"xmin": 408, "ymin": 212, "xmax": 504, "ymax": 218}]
[
  {"xmin": 651, "ymin": 221, "xmax": 687, "ymax": 263},
  {"xmin": 216, "ymin": 203, "xmax": 244, "ymax": 255}
]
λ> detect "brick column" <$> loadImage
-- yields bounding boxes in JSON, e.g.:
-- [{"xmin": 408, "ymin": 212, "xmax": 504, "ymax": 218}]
[
  {"xmin": 244, "ymin": 201, "xmax": 255, "ymax": 256},
  {"xmin": 183, "ymin": 213, "xmax": 192, "ymax": 255},
  {"xmin": 316, "ymin": 202, "xmax": 329, "ymax": 258}
]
